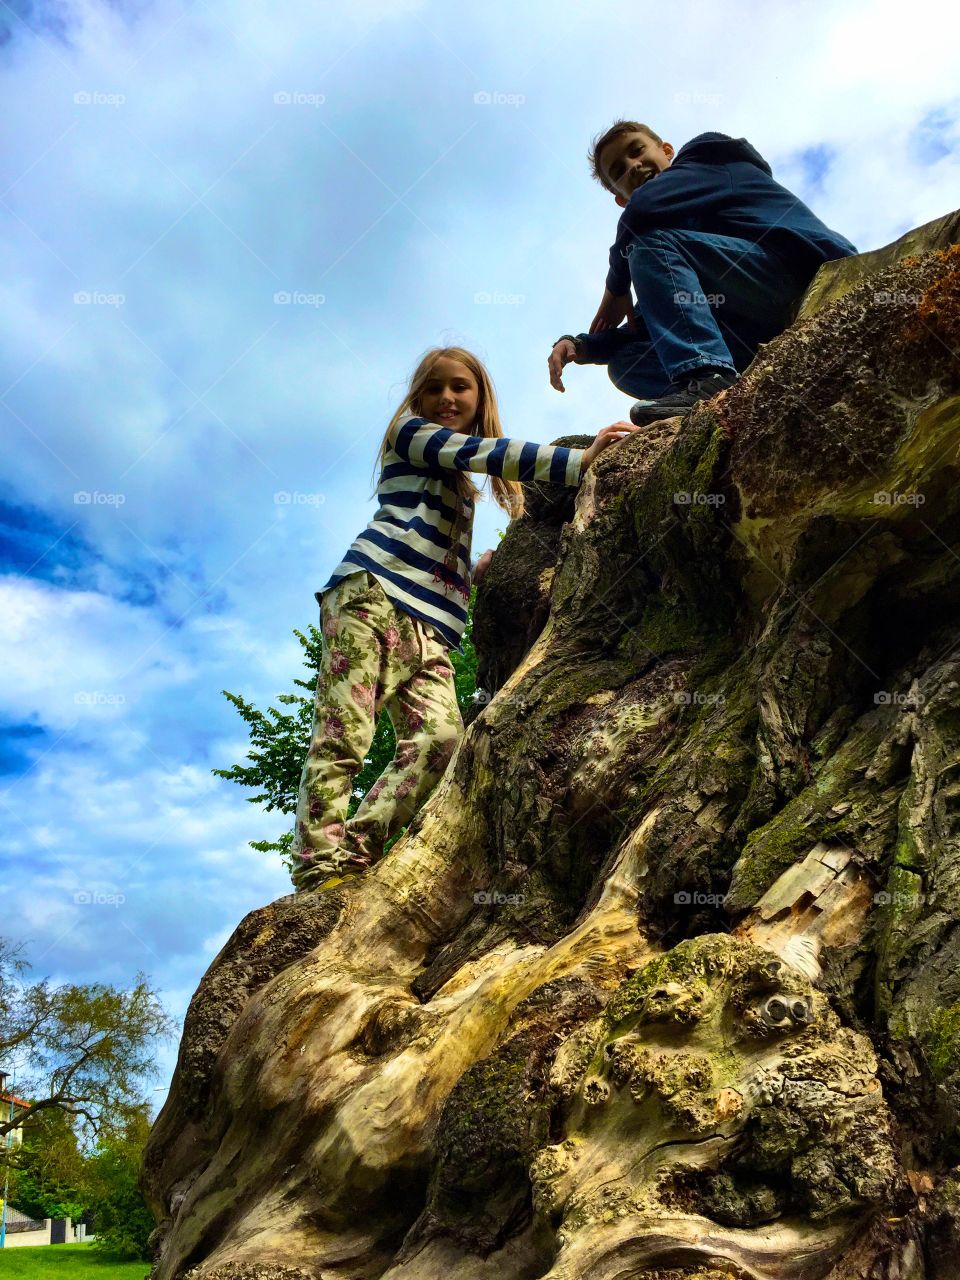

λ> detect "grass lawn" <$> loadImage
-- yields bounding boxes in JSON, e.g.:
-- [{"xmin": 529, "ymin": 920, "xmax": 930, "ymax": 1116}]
[{"xmin": 0, "ymin": 1244, "xmax": 149, "ymax": 1278}]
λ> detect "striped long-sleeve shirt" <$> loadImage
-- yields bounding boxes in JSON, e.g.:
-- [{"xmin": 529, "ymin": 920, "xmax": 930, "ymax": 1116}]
[{"xmin": 316, "ymin": 415, "xmax": 587, "ymax": 652}]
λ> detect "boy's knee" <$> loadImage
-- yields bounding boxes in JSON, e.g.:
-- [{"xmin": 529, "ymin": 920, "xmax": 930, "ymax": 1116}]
[
  {"xmin": 607, "ymin": 346, "xmax": 663, "ymax": 398},
  {"xmin": 606, "ymin": 357, "xmax": 633, "ymax": 395},
  {"xmin": 607, "ymin": 345, "xmax": 644, "ymax": 386}
]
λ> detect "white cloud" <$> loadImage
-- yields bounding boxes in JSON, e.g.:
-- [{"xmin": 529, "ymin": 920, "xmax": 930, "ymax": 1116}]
[
  {"xmin": 2, "ymin": 749, "xmax": 292, "ymax": 988},
  {"xmin": 0, "ymin": 574, "xmax": 194, "ymax": 728}
]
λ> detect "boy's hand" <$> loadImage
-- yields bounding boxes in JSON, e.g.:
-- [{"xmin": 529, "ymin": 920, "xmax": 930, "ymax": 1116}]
[
  {"xmin": 589, "ymin": 287, "xmax": 637, "ymax": 334},
  {"xmin": 548, "ymin": 338, "xmax": 578, "ymax": 392},
  {"xmin": 582, "ymin": 422, "xmax": 641, "ymax": 471}
]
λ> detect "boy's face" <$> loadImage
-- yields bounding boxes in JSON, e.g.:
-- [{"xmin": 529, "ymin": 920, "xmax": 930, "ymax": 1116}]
[
  {"xmin": 417, "ymin": 357, "xmax": 480, "ymax": 434},
  {"xmin": 599, "ymin": 130, "xmax": 675, "ymax": 207}
]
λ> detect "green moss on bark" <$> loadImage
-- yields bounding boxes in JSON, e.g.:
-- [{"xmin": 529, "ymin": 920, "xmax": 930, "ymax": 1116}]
[{"xmin": 924, "ymin": 1004, "xmax": 960, "ymax": 1082}]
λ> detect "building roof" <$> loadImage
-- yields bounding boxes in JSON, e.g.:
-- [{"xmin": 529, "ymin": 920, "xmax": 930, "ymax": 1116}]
[{"xmin": 0, "ymin": 1091, "xmax": 31, "ymax": 1108}]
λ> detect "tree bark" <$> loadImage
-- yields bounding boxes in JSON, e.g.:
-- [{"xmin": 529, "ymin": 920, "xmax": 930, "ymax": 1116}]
[{"xmin": 143, "ymin": 213, "xmax": 960, "ymax": 1280}]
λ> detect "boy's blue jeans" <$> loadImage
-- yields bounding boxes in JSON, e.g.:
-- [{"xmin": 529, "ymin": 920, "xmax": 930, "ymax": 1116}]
[{"xmin": 606, "ymin": 228, "xmax": 809, "ymax": 398}]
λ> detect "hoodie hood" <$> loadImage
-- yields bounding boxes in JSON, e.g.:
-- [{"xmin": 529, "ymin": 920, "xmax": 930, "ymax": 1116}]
[{"xmin": 672, "ymin": 131, "xmax": 772, "ymax": 177}]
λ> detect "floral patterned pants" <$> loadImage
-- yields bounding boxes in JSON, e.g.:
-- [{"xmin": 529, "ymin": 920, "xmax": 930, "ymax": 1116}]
[{"xmin": 290, "ymin": 570, "xmax": 463, "ymax": 892}]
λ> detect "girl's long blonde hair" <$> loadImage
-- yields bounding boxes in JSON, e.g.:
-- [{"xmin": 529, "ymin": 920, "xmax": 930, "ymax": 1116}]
[{"xmin": 370, "ymin": 347, "xmax": 525, "ymax": 521}]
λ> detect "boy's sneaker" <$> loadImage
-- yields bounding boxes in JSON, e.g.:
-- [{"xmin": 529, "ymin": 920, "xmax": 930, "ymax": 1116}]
[{"xmin": 629, "ymin": 368, "xmax": 738, "ymax": 426}]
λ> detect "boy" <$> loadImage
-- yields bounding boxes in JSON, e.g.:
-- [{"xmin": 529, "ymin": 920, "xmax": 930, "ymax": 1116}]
[{"xmin": 548, "ymin": 123, "xmax": 857, "ymax": 424}]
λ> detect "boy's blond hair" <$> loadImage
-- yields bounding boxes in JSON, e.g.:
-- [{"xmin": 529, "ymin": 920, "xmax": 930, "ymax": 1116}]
[
  {"xmin": 372, "ymin": 346, "xmax": 526, "ymax": 521},
  {"xmin": 588, "ymin": 120, "xmax": 664, "ymax": 194}
]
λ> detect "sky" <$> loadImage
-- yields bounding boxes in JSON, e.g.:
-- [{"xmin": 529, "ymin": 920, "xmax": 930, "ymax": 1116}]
[{"xmin": 1, "ymin": 0, "xmax": 959, "ymax": 1107}]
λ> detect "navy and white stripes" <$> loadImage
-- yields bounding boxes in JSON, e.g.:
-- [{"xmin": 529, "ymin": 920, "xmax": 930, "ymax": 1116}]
[{"xmin": 316, "ymin": 415, "xmax": 585, "ymax": 652}]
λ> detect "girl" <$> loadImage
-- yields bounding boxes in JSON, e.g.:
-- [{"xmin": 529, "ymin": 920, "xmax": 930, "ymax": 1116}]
[{"xmin": 291, "ymin": 346, "xmax": 637, "ymax": 894}]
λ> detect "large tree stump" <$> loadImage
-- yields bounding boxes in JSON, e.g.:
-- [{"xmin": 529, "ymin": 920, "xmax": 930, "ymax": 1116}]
[{"xmin": 143, "ymin": 212, "xmax": 960, "ymax": 1280}]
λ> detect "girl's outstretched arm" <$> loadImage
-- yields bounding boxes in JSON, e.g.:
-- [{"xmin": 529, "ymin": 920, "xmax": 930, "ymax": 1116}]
[{"xmin": 389, "ymin": 416, "xmax": 585, "ymax": 487}]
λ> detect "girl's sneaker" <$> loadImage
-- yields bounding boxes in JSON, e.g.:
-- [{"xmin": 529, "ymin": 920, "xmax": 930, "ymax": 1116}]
[
  {"xmin": 298, "ymin": 851, "xmax": 371, "ymax": 894},
  {"xmin": 311, "ymin": 849, "xmax": 373, "ymax": 893},
  {"xmin": 308, "ymin": 871, "xmax": 361, "ymax": 894}
]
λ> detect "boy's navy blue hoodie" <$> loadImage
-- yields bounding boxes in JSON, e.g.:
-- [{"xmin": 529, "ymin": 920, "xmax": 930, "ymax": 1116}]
[{"xmin": 577, "ymin": 132, "xmax": 856, "ymax": 360}]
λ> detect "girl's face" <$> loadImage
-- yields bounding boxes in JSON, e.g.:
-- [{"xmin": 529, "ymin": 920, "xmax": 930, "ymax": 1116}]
[{"xmin": 417, "ymin": 357, "xmax": 480, "ymax": 434}]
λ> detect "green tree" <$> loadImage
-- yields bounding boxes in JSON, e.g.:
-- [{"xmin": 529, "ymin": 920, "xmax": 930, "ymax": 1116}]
[
  {"xmin": 6, "ymin": 1107, "xmax": 88, "ymax": 1220},
  {"xmin": 0, "ymin": 938, "xmax": 174, "ymax": 1145},
  {"xmin": 86, "ymin": 1102, "xmax": 155, "ymax": 1261},
  {"xmin": 215, "ymin": 592, "xmax": 480, "ymax": 868},
  {"xmin": 6, "ymin": 1099, "xmax": 156, "ymax": 1261}
]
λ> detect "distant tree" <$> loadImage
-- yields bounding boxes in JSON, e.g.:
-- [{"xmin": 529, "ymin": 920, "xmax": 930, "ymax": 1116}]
[
  {"xmin": 86, "ymin": 1102, "xmax": 155, "ymax": 1261},
  {"xmin": 7, "ymin": 1098, "xmax": 155, "ymax": 1261},
  {"xmin": 215, "ymin": 591, "xmax": 480, "ymax": 869},
  {"xmin": 6, "ymin": 1106, "xmax": 87, "ymax": 1221},
  {"xmin": 0, "ymin": 938, "xmax": 174, "ymax": 1144}
]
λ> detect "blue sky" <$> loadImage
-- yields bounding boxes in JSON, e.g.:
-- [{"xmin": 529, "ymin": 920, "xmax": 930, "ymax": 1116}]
[{"xmin": 2, "ymin": 0, "xmax": 959, "ymax": 1103}]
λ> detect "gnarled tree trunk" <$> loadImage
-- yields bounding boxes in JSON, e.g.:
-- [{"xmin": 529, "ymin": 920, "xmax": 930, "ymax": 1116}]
[{"xmin": 143, "ymin": 211, "xmax": 960, "ymax": 1280}]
